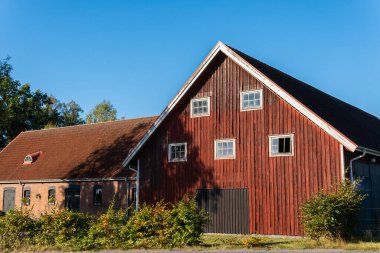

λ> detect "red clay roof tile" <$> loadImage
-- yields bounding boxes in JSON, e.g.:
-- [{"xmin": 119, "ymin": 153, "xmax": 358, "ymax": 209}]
[{"xmin": 0, "ymin": 116, "xmax": 158, "ymax": 181}]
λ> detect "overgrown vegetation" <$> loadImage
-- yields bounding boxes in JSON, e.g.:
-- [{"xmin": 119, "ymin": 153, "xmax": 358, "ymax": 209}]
[
  {"xmin": 0, "ymin": 197, "xmax": 205, "ymax": 252},
  {"xmin": 201, "ymin": 234, "xmax": 380, "ymax": 251},
  {"xmin": 300, "ymin": 179, "xmax": 366, "ymax": 241}
]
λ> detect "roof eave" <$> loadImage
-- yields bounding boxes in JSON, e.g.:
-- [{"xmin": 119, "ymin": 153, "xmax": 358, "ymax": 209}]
[
  {"xmin": 357, "ymin": 146, "xmax": 380, "ymax": 157},
  {"xmin": 122, "ymin": 41, "xmax": 359, "ymax": 167}
]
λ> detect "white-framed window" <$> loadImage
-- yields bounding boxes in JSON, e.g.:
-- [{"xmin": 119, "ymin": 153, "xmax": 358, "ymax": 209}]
[
  {"xmin": 269, "ymin": 134, "xmax": 294, "ymax": 157},
  {"xmin": 168, "ymin": 143, "xmax": 187, "ymax": 162},
  {"xmin": 191, "ymin": 97, "xmax": 210, "ymax": 117},
  {"xmin": 215, "ymin": 139, "xmax": 236, "ymax": 159},
  {"xmin": 240, "ymin": 90, "xmax": 263, "ymax": 111}
]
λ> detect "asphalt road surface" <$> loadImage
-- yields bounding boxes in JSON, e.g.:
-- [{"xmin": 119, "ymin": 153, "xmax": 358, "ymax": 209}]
[{"xmin": 47, "ymin": 250, "xmax": 378, "ymax": 253}]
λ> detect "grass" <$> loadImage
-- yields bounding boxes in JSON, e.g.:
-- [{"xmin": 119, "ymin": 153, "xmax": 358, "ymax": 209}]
[{"xmin": 196, "ymin": 234, "xmax": 380, "ymax": 251}]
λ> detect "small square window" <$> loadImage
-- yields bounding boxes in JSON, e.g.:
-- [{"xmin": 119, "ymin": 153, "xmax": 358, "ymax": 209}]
[
  {"xmin": 270, "ymin": 135, "xmax": 294, "ymax": 156},
  {"xmin": 241, "ymin": 90, "xmax": 262, "ymax": 111},
  {"xmin": 191, "ymin": 97, "xmax": 210, "ymax": 117},
  {"xmin": 168, "ymin": 143, "xmax": 187, "ymax": 162},
  {"xmin": 215, "ymin": 139, "xmax": 236, "ymax": 159}
]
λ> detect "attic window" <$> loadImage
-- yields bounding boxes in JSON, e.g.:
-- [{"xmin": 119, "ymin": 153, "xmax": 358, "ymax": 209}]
[{"xmin": 23, "ymin": 151, "xmax": 42, "ymax": 165}]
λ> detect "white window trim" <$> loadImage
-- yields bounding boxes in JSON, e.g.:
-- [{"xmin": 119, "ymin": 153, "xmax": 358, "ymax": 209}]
[
  {"xmin": 269, "ymin": 134, "xmax": 294, "ymax": 157},
  {"xmin": 168, "ymin": 142, "xmax": 187, "ymax": 162},
  {"xmin": 190, "ymin": 97, "xmax": 210, "ymax": 118},
  {"xmin": 214, "ymin": 139, "xmax": 236, "ymax": 160},
  {"xmin": 240, "ymin": 89, "xmax": 263, "ymax": 111}
]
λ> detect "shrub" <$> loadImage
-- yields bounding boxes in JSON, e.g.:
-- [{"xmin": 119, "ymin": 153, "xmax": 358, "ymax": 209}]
[
  {"xmin": 241, "ymin": 236, "xmax": 268, "ymax": 248},
  {"xmin": 36, "ymin": 209, "xmax": 94, "ymax": 250},
  {"xmin": 300, "ymin": 179, "xmax": 365, "ymax": 241},
  {"xmin": 0, "ymin": 209, "xmax": 37, "ymax": 251},
  {"xmin": 87, "ymin": 201, "xmax": 128, "ymax": 249},
  {"xmin": 0, "ymin": 196, "xmax": 206, "ymax": 251},
  {"xmin": 169, "ymin": 196, "xmax": 206, "ymax": 246},
  {"xmin": 124, "ymin": 201, "xmax": 172, "ymax": 248}
]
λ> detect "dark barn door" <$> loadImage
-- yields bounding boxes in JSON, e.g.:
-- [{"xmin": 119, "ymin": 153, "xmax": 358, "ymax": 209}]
[
  {"xmin": 196, "ymin": 188, "xmax": 249, "ymax": 234},
  {"xmin": 3, "ymin": 188, "xmax": 16, "ymax": 212},
  {"xmin": 355, "ymin": 161, "xmax": 380, "ymax": 233},
  {"xmin": 65, "ymin": 187, "xmax": 81, "ymax": 211}
]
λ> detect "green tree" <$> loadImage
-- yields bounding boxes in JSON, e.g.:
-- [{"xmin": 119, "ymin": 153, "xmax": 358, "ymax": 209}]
[
  {"xmin": 61, "ymin": 100, "xmax": 85, "ymax": 126},
  {"xmin": 86, "ymin": 100, "xmax": 117, "ymax": 124},
  {"xmin": 0, "ymin": 58, "xmax": 58, "ymax": 148},
  {"xmin": 0, "ymin": 58, "xmax": 84, "ymax": 148}
]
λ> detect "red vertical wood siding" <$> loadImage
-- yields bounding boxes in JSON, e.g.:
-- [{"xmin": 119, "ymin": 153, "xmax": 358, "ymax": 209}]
[{"xmin": 136, "ymin": 53, "xmax": 343, "ymax": 235}]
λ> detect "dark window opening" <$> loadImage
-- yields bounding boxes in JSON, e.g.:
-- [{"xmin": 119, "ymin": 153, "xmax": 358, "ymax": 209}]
[
  {"xmin": 93, "ymin": 186, "xmax": 102, "ymax": 206},
  {"xmin": 23, "ymin": 189, "xmax": 31, "ymax": 206},
  {"xmin": 65, "ymin": 187, "xmax": 80, "ymax": 211}
]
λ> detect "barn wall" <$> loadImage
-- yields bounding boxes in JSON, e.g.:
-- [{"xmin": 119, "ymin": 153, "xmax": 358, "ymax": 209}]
[{"xmin": 136, "ymin": 52, "xmax": 343, "ymax": 235}]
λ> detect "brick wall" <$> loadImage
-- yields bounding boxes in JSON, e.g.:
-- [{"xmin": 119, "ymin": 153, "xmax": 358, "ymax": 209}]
[{"xmin": 0, "ymin": 181, "xmax": 131, "ymax": 216}]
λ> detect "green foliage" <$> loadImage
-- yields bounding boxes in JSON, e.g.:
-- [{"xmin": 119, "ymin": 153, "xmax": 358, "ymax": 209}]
[
  {"xmin": 86, "ymin": 201, "xmax": 128, "ymax": 249},
  {"xmin": 86, "ymin": 100, "xmax": 117, "ymax": 124},
  {"xmin": 0, "ymin": 58, "xmax": 84, "ymax": 149},
  {"xmin": 0, "ymin": 209, "xmax": 37, "ymax": 251},
  {"xmin": 0, "ymin": 197, "xmax": 205, "ymax": 251},
  {"xmin": 301, "ymin": 179, "xmax": 366, "ymax": 241},
  {"xmin": 240, "ymin": 236, "xmax": 268, "ymax": 248},
  {"xmin": 169, "ymin": 196, "xmax": 206, "ymax": 246},
  {"xmin": 35, "ymin": 209, "xmax": 93, "ymax": 249}
]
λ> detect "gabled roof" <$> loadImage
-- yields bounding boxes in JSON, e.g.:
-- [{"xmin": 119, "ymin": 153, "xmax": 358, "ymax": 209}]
[
  {"xmin": 123, "ymin": 41, "xmax": 380, "ymax": 166},
  {"xmin": 0, "ymin": 116, "xmax": 157, "ymax": 181},
  {"xmin": 229, "ymin": 46, "xmax": 380, "ymax": 154}
]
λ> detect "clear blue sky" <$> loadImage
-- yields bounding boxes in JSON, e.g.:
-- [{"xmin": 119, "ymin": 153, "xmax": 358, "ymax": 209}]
[{"xmin": 1, "ymin": 0, "xmax": 379, "ymax": 119}]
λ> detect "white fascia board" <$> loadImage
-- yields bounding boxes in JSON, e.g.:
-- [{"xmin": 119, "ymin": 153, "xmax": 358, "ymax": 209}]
[
  {"xmin": 122, "ymin": 41, "xmax": 357, "ymax": 167},
  {"xmin": 122, "ymin": 42, "xmax": 225, "ymax": 167},
  {"xmin": 220, "ymin": 44, "xmax": 357, "ymax": 152}
]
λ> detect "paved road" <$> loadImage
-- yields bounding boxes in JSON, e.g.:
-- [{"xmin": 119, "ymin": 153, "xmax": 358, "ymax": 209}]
[{"xmin": 74, "ymin": 250, "xmax": 377, "ymax": 253}]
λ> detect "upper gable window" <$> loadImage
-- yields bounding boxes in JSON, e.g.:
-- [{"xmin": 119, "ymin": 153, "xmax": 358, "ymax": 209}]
[
  {"xmin": 269, "ymin": 134, "xmax": 294, "ymax": 157},
  {"xmin": 191, "ymin": 97, "xmax": 210, "ymax": 118},
  {"xmin": 241, "ymin": 90, "xmax": 263, "ymax": 111},
  {"xmin": 168, "ymin": 143, "xmax": 187, "ymax": 162}
]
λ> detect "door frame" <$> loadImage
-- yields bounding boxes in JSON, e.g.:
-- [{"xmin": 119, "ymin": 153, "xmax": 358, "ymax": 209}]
[{"xmin": 3, "ymin": 187, "xmax": 16, "ymax": 212}]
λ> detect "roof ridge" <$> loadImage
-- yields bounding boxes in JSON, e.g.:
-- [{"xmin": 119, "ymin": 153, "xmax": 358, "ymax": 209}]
[
  {"xmin": 22, "ymin": 115, "xmax": 158, "ymax": 134},
  {"xmin": 227, "ymin": 45, "xmax": 380, "ymax": 122}
]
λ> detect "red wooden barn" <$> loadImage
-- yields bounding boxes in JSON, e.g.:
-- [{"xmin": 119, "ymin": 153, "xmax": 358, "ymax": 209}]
[
  {"xmin": 123, "ymin": 41, "xmax": 380, "ymax": 235},
  {"xmin": 1, "ymin": 41, "xmax": 379, "ymax": 236}
]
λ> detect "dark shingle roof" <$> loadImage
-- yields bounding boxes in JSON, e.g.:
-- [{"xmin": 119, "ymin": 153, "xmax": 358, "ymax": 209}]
[
  {"xmin": 0, "ymin": 116, "xmax": 158, "ymax": 181},
  {"xmin": 228, "ymin": 46, "xmax": 380, "ymax": 152}
]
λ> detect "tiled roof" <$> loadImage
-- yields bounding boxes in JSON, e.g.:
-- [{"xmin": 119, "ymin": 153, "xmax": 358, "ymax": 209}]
[{"xmin": 0, "ymin": 116, "xmax": 157, "ymax": 181}]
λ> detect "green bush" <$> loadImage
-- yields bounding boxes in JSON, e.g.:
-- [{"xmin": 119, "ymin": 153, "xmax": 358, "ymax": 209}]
[
  {"xmin": 0, "ymin": 196, "xmax": 205, "ymax": 251},
  {"xmin": 0, "ymin": 209, "xmax": 37, "ymax": 251},
  {"xmin": 169, "ymin": 196, "xmax": 206, "ymax": 246},
  {"xmin": 87, "ymin": 202, "xmax": 129, "ymax": 249},
  {"xmin": 300, "ymin": 179, "xmax": 365, "ymax": 241},
  {"xmin": 35, "ymin": 209, "xmax": 94, "ymax": 250}
]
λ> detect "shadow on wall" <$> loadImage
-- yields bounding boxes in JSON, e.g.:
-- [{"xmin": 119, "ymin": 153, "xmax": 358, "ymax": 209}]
[
  {"xmin": 54, "ymin": 123, "xmax": 152, "ymax": 213},
  {"xmin": 138, "ymin": 56, "xmax": 225, "ymax": 208},
  {"xmin": 57, "ymin": 182, "xmax": 130, "ymax": 214}
]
